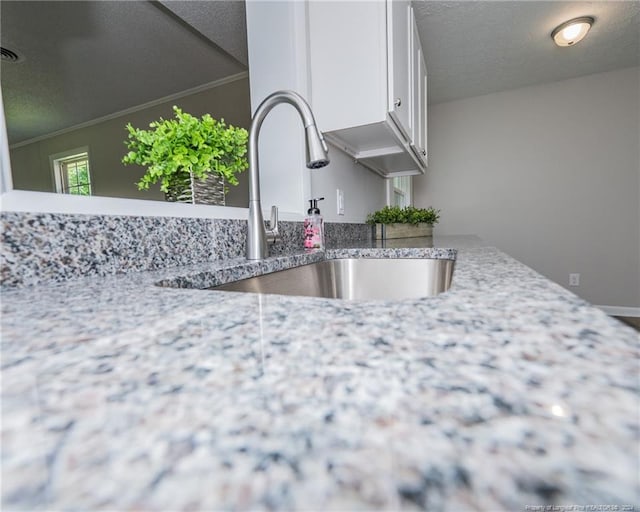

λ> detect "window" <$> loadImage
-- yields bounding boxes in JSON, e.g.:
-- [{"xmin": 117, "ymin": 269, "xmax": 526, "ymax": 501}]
[
  {"xmin": 51, "ymin": 148, "xmax": 92, "ymax": 195},
  {"xmin": 391, "ymin": 176, "xmax": 412, "ymax": 207}
]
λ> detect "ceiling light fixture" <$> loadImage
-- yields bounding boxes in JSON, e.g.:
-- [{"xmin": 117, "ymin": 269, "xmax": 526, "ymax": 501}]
[{"xmin": 551, "ymin": 16, "xmax": 594, "ymax": 47}]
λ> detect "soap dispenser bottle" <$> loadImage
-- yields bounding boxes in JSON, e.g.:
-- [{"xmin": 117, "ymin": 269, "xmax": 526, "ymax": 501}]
[{"xmin": 304, "ymin": 197, "xmax": 325, "ymax": 249}]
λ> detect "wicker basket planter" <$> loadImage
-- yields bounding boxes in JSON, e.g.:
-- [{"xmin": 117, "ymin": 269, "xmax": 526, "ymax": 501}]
[
  {"xmin": 367, "ymin": 206, "xmax": 440, "ymax": 240},
  {"xmin": 165, "ymin": 172, "xmax": 225, "ymax": 206},
  {"xmin": 372, "ymin": 223, "xmax": 433, "ymax": 240},
  {"xmin": 122, "ymin": 107, "xmax": 247, "ymax": 206}
]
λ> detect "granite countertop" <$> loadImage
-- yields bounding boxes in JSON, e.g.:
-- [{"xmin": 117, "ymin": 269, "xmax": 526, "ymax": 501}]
[{"xmin": 1, "ymin": 236, "xmax": 638, "ymax": 511}]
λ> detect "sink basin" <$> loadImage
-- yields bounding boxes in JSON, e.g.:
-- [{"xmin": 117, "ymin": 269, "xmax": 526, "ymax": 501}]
[{"xmin": 210, "ymin": 258, "xmax": 454, "ymax": 300}]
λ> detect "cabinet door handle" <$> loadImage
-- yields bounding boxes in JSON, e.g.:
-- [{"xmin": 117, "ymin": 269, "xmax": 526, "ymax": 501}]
[{"xmin": 394, "ymin": 98, "xmax": 402, "ymax": 108}]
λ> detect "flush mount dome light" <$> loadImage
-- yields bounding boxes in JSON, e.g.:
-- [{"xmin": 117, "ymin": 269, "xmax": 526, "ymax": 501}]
[{"xmin": 551, "ymin": 16, "xmax": 594, "ymax": 47}]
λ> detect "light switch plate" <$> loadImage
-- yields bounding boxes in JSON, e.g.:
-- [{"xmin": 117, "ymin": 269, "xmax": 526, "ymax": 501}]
[{"xmin": 337, "ymin": 189, "xmax": 345, "ymax": 215}]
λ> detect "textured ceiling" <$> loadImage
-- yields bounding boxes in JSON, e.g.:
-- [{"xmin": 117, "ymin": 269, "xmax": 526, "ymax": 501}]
[
  {"xmin": 159, "ymin": 0, "xmax": 248, "ymax": 66},
  {"xmin": 414, "ymin": 0, "xmax": 640, "ymax": 104},
  {"xmin": 1, "ymin": 1, "xmax": 247, "ymax": 145}
]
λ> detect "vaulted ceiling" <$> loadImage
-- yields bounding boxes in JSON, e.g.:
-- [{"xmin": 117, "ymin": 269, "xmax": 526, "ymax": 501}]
[{"xmin": 2, "ymin": 1, "xmax": 638, "ymax": 146}]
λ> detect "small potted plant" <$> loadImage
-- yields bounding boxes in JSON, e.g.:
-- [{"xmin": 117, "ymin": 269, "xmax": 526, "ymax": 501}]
[
  {"xmin": 366, "ymin": 205, "xmax": 440, "ymax": 239},
  {"xmin": 122, "ymin": 106, "xmax": 248, "ymax": 206}
]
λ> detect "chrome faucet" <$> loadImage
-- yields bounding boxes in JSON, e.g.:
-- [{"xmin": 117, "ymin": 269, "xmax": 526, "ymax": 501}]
[{"xmin": 246, "ymin": 90, "xmax": 330, "ymax": 260}]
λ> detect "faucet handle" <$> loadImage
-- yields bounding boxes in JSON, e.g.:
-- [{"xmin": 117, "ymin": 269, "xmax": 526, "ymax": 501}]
[{"xmin": 266, "ymin": 205, "xmax": 281, "ymax": 244}]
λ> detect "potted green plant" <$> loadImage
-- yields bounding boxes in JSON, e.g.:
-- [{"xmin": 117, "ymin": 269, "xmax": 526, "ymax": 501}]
[
  {"xmin": 122, "ymin": 106, "xmax": 248, "ymax": 206},
  {"xmin": 366, "ymin": 205, "xmax": 440, "ymax": 239}
]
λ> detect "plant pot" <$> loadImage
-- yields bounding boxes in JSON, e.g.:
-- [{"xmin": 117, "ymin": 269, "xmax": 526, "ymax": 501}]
[
  {"xmin": 373, "ymin": 223, "xmax": 433, "ymax": 239},
  {"xmin": 165, "ymin": 172, "xmax": 225, "ymax": 206}
]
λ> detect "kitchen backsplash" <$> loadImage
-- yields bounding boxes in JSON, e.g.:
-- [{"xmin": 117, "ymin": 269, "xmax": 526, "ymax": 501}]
[{"xmin": 0, "ymin": 212, "xmax": 369, "ymax": 288}]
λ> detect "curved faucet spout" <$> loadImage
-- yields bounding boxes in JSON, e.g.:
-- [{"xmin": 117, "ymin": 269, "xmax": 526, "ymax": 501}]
[{"xmin": 246, "ymin": 90, "xmax": 330, "ymax": 260}]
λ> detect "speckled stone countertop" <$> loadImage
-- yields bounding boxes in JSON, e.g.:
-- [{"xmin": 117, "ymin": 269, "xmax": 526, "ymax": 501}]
[{"xmin": 2, "ymin": 236, "xmax": 638, "ymax": 511}]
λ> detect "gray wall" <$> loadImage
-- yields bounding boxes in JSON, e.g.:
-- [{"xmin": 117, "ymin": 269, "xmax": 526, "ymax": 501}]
[
  {"xmin": 9, "ymin": 77, "xmax": 251, "ymax": 207},
  {"xmin": 414, "ymin": 66, "xmax": 640, "ymax": 307}
]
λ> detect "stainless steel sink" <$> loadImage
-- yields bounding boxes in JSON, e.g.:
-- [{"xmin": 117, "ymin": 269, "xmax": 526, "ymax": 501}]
[{"xmin": 210, "ymin": 258, "xmax": 454, "ymax": 300}]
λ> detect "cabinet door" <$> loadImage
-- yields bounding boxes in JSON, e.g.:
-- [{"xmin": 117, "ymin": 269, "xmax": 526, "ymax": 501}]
[
  {"xmin": 410, "ymin": 10, "xmax": 427, "ymax": 165},
  {"xmin": 309, "ymin": 1, "xmax": 387, "ymax": 133},
  {"xmin": 387, "ymin": 0, "xmax": 412, "ymax": 140},
  {"xmin": 410, "ymin": 10, "xmax": 420, "ymax": 149},
  {"xmin": 420, "ymin": 56, "xmax": 428, "ymax": 165}
]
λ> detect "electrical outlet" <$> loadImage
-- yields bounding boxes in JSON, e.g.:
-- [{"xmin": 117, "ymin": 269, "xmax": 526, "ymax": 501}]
[
  {"xmin": 337, "ymin": 189, "xmax": 345, "ymax": 215},
  {"xmin": 569, "ymin": 273, "xmax": 580, "ymax": 287}
]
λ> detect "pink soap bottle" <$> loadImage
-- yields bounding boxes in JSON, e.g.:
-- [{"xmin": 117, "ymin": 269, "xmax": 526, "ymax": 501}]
[{"xmin": 304, "ymin": 197, "xmax": 325, "ymax": 250}]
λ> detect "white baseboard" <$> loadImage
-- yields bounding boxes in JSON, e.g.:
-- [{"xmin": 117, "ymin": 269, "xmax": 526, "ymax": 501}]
[{"xmin": 596, "ymin": 305, "xmax": 640, "ymax": 317}]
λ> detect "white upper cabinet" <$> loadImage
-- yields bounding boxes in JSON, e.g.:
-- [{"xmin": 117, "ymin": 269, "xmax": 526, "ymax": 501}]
[{"xmin": 307, "ymin": 0, "xmax": 428, "ymax": 177}]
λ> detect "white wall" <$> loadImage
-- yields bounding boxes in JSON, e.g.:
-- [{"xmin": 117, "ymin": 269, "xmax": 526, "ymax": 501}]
[
  {"xmin": 245, "ymin": 0, "xmax": 386, "ymax": 222},
  {"xmin": 414, "ymin": 67, "xmax": 640, "ymax": 308},
  {"xmin": 311, "ymin": 146, "xmax": 386, "ymax": 222},
  {"xmin": 245, "ymin": 1, "xmax": 310, "ymax": 217}
]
